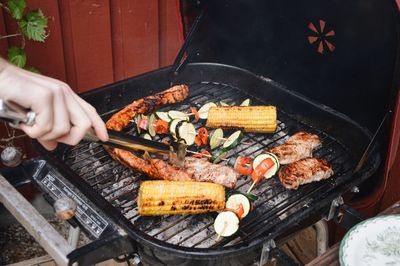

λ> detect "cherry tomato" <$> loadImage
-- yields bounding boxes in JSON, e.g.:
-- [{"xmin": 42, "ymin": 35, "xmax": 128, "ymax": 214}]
[
  {"xmin": 195, "ymin": 127, "xmax": 209, "ymax": 146},
  {"xmin": 234, "ymin": 156, "xmax": 253, "ymax": 176},
  {"xmin": 155, "ymin": 120, "xmax": 169, "ymax": 134}
]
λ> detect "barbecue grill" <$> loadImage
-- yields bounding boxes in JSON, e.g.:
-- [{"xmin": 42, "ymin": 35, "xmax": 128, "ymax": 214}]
[{"xmin": 1, "ymin": 0, "xmax": 399, "ymax": 265}]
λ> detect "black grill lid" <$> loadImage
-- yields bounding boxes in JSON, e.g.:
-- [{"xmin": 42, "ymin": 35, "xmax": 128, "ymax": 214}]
[{"xmin": 182, "ymin": 0, "xmax": 400, "ymax": 131}]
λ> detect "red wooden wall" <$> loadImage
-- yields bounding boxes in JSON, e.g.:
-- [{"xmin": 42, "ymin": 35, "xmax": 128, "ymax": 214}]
[
  {"xmin": 0, "ymin": 0, "xmax": 183, "ymax": 160},
  {"xmin": 0, "ymin": 0, "xmax": 183, "ymax": 92}
]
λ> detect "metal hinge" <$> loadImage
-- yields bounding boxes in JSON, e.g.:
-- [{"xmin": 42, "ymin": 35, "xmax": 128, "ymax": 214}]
[
  {"xmin": 324, "ymin": 196, "xmax": 344, "ymax": 221},
  {"xmin": 257, "ymin": 239, "xmax": 276, "ymax": 266}
]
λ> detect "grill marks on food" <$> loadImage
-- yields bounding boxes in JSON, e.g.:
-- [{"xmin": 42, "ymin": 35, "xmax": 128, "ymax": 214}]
[
  {"xmin": 278, "ymin": 158, "xmax": 334, "ymax": 189},
  {"xmin": 138, "ymin": 181, "xmax": 225, "ymax": 216},
  {"xmin": 267, "ymin": 131, "xmax": 322, "ymax": 164},
  {"xmin": 184, "ymin": 157, "xmax": 239, "ymax": 189},
  {"xmin": 106, "ymin": 85, "xmax": 189, "ymax": 131},
  {"xmin": 105, "ymin": 85, "xmax": 239, "ymax": 188}
]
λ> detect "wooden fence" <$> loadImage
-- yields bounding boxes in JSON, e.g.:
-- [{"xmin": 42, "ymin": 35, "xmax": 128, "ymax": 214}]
[{"xmin": 0, "ymin": 0, "xmax": 183, "ymax": 160}]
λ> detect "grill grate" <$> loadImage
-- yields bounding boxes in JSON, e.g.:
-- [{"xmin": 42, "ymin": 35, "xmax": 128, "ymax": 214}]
[{"xmin": 61, "ymin": 81, "xmax": 355, "ymax": 248}]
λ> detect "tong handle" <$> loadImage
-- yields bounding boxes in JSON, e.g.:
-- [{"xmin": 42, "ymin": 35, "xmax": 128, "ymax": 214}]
[{"xmin": 0, "ymin": 99, "xmax": 36, "ymax": 127}]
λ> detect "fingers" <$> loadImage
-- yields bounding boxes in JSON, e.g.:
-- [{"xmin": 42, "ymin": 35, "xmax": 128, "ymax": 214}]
[
  {"xmin": 71, "ymin": 93, "xmax": 108, "ymax": 141},
  {"xmin": 0, "ymin": 60, "xmax": 106, "ymax": 149},
  {"xmin": 37, "ymin": 139, "xmax": 58, "ymax": 151},
  {"xmin": 56, "ymin": 89, "xmax": 91, "ymax": 146},
  {"xmin": 19, "ymin": 88, "xmax": 54, "ymax": 139},
  {"xmin": 39, "ymin": 86, "xmax": 71, "ymax": 141}
]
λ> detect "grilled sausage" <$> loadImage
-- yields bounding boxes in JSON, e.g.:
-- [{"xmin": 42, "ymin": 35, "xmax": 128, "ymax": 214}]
[{"xmin": 106, "ymin": 84, "xmax": 189, "ymax": 131}]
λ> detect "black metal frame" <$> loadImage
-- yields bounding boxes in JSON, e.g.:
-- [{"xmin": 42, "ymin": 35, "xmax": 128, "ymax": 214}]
[{"xmin": 33, "ymin": 63, "xmax": 380, "ymax": 264}]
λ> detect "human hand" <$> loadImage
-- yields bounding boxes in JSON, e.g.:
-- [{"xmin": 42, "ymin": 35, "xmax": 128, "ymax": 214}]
[{"xmin": 0, "ymin": 58, "xmax": 108, "ymax": 150}]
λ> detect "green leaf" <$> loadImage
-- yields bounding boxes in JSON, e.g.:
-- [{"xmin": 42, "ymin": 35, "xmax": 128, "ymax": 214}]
[
  {"xmin": 7, "ymin": 46, "xmax": 26, "ymax": 68},
  {"xmin": 18, "ymin": 9, "xmax": 48, "ymax": 42},
  {"xmin": 7, "ymin": 0, "xmax": 26, "ymax": 20},
  {"xmin": 24, "ymin": 66, "xmax": 40, "ymax": 73}
]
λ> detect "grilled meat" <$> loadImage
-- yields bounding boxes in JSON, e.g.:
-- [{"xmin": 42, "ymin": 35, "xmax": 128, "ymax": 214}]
[
  {"xmin": 106, "ymin": 84, "xmax": 189, "ymax": 131},
  {"xmin": 184, "ymin": 157, "xmax": 239, "ymax": 189},
  {"xmin": 105, "ymin": 85, "xmax": 239, "ymax": 188},
  {"xmin": 267, "ymin": 131, "xmax": 322, "ymax": 164},
  {"xmin": 286, "ymin": 131, "xmax": 321, "ymax": 149},
  {"xmin": 278, "ymin": 158, "xmax": 334, "ymax": 189},
  {"xmin": 108, "ymin": 148, "xmax": 238, "ymax": 188}
]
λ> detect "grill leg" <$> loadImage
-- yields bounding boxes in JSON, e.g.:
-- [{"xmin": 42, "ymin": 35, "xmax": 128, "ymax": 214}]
[{"xmin": 313, "ymin": 220, "xmax": 328, "ymax": 256}]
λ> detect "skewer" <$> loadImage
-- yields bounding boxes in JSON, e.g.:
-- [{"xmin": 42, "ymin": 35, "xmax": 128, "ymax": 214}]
[
  {"xmin": 247, "ymin": 181, "xmax": 256, "ymax": 193},
  {"xmin": 216, "ymin": 221, "xmax": 227, "ymax": 242},
  {"xmin": 216, "ymin": 137, "xmax": 252, "ymax": 145}
]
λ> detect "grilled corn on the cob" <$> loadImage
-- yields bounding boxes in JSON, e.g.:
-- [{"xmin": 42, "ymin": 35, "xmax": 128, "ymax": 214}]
[
  {"xmin": 138, "ymin": 181, "xmax": 225, "ymax": 216},
  {"xmin": 206, "ymin": 106, "xmax": 277, "ymax": 133}
]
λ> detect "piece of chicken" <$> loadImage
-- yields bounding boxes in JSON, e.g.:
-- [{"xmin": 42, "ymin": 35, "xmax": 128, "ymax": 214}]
[
  {"xmin": 278, "ymin": 158, "xmax": 334, "ymax": 189},
  {"xmin": 267, "ymin": 132, "xmax": 322, "ymax": 164}
]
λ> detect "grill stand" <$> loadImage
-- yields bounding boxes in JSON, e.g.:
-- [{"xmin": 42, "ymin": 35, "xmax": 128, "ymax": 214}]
[{"xmin": 0, "ymin": 174, "xmax": 73, "ymax": 266}]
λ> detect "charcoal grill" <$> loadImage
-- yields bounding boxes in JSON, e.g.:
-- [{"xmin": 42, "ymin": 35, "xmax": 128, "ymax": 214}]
[
  {"xmin": 1, "ymin": 0, "xmax": 399, "ymax": 265},
  {"xmin": 30, "ymin": 62, "xmax": 380, "ymax": 265}
]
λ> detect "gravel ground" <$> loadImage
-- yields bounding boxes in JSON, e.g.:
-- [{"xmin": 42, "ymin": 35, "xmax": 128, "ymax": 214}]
[{"xmin": 0, "ymin": 219, "xmax": 90, "ymax": 265}]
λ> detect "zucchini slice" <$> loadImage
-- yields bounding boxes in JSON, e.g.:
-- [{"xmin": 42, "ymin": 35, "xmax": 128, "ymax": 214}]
[
  {"xmin": 252, "ymin": 153, "xmax": 279, "ymax": 179},
  {"xmin": 240, "ymin": 192, "xmax": 258, "ymax": 202},
  {"xmin": 222, "ymin": 130, "xmax": 243, "ymax": 150},
  {"xmin": 209, "ymin": 128, "xmax": 224, "ymax": 150},
  {"xmin": 168, "ymin": 110, "xmax": 189, "ymax": 121},
  {"xmin": 219, "ymin": 101, "xmax": 229, "ymax": 106},
  {"xmin": 169, "ymin": 119, "xmax": 183, "ymax": 139},
  {"xmin": 211, "ymin": 149, "xmax": 227, "ymax": 163},
  {"xmin": 140, "ymin": 133, "xmax": 152, "ymax": 140},
  {"xmin": 140, "ymin": 134, "xmax": 152, "ymax": 160},
  {"xmin": 147, "ymin": 114, "xmax": 157, "ymax": 137},
  {"xmin": 226, "ymin": 194, "xmax": 251, "ymax": 219},
  {"xmin": 198, "ymin": 102, "xmax": 217, "ymax": 119},
  {"xmin": 155, "ymin": 111, "xmax": 171, "ymax": 122},
  {"xmin": 240, "ymin": 98, "xmax": 252, "ymax": 106},
  {"xmin": 265, "ymin": 152, "xmax": 280, "ymax": 169},
  {"xmin": 178, "ymin": 122, "xmax": 196, "ymax": 146},
  {"xmin": 214, "ymin": 211, "xmax": 239, "ymax": 237}
]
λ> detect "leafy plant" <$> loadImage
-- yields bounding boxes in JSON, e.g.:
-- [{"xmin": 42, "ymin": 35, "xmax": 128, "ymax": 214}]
[{"xmin": 0, "ymin": 0, "xmax": 48, "ymax": 71}]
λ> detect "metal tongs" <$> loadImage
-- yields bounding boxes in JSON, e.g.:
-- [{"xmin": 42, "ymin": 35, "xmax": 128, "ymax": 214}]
[{"xmin": 0, "ymin": 99, "xmax": 187, "ymax": 167}]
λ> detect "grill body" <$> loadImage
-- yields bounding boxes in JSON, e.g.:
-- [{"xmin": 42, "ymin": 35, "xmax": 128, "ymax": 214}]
[{"xmin": 34, "ymin": 63, "xmax": 380, "ymax": 264}]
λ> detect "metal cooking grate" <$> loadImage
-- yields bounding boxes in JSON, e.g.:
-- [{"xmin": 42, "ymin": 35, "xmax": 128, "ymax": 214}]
[{"xmin": 61, "ymin": 82, "xmax": 355, "ymax": 248}]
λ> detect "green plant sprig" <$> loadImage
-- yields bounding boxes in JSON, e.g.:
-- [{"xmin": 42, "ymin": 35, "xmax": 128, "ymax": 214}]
[{"xmin": 0, "ymin": 0, "xmax": 48, "ymax": 72}]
